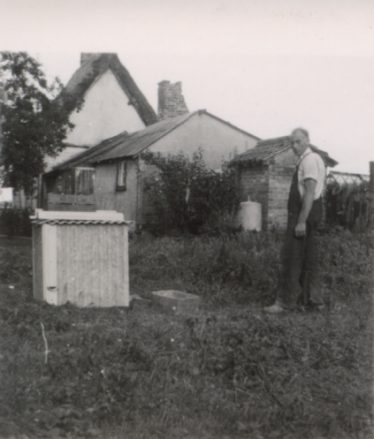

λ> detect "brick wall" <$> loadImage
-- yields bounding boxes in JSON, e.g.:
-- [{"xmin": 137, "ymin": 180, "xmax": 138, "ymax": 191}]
[
  {"xmin": 238, "ymin": 165, "xmax": 269, "ymax": 229},
  {"xmin": 158, "ymin": 81, "xmax": 189, "ymax": 120},
  {"xmin": 268, "ymin": 164, "xmax": 294, "ymax": 230}
]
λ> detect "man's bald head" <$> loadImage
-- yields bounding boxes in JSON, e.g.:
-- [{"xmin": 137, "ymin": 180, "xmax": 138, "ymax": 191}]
[
  {"xmin": 291, "ymin": 127, "xmax": 309, "ymax": 141},
  {"xmin": 291, "ymin": 128, "xmax": 310, "ymax": 156}
]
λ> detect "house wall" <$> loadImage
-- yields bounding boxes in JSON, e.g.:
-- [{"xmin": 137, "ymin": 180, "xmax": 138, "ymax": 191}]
[
  {"xmin": 237, "ymin": 165, "xmax": 270, "ymax": 230},
  {"xmin": 65, "ymin": 69, "xmax": 146, "ymax": 147},
  {"xmin": 149, "ymin": 112, "xmax": 258, "ymax": 170},
  {"xmin": 267, "ymin": 149, "xmax": 298, "ymax": 230},
  {"xmin": 94, "ymin": 159, "xmax": 139, "ymax": 224}
]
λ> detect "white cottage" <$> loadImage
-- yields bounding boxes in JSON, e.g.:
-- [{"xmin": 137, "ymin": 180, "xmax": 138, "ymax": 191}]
[
  {"xmin": 42, "ymin": 52, "xmax": 260, "ymax": 226},
  {"xmin": 46, "ymin": 52, "xmax": 158, "ymax": 170}
]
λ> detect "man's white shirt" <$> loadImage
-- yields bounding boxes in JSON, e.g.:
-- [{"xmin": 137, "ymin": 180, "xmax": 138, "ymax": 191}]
[{"xmin": 297, "ymin": 147, "xmax": 326, "ymax": 200}]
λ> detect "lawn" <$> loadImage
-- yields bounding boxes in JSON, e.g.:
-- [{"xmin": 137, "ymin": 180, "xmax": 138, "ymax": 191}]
[{"xmin": 0, "ymin": 231, "xmax": 373, "ymax": 439}]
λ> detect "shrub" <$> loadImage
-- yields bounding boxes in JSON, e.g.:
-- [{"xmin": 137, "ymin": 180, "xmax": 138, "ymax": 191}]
[
  {"xmin": 142, "ymin": 150, "xmax": 240, "ymax": 235},
  {"xmin": 0, "ymin": 208, "xmax": 33, "ymax": 237}
]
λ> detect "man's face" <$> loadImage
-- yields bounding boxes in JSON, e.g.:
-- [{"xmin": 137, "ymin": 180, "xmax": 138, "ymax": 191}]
[{"xmin": 291, "ymin": 131, "xmax": 309, "ymax": 156}]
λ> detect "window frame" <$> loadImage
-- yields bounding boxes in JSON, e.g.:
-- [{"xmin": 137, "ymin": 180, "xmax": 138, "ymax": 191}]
[{"xmin": 116, "ymin": 160, "xmax": 127, "ymax": 191}]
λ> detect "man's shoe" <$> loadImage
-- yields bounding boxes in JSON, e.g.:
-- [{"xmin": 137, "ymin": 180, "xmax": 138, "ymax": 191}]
[{"xmin": 264, "ymin": 301, "xmax": 286, "ymax": 314}]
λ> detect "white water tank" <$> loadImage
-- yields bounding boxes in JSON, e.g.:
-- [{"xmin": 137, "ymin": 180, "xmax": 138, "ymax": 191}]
[
  {"xmin": 237, "ymin": 201, "xmax": 262, "ymax": 231},
  {"xmin": 31, "ymin": 209, "xmax": 131, "ymax": 307}
]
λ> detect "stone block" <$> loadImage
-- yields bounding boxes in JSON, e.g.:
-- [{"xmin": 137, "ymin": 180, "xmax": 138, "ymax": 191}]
[{"xmin": 151, "ymin": 290, "xmax": 201, "ymax": 315}]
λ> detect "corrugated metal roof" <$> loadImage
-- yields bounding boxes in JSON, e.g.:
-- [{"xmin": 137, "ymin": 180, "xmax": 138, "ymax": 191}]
[
  {"xmin": 51, "ymin": 113, "xmax": 193, "ymax": 171},
  {"xmin": 232, "ymin": 136, "xmax": 338, "ymax": 167},
  {"xmin": 31, "ymin": 219, "xmax": 128, "ymax": 225},
  {"xmin": 48, "ymin": 110, "xmax": 261, "ymax": 173},
  {"xmin": 30, "ymin": 209, "xmax": 131, "ymax": 225},
  {"xmin": 58, "ymin": 53, "xmax": 158, "ymax": 126}
]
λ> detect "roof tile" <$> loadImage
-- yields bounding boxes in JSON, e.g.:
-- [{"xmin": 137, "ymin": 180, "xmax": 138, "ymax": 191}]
[{"xmin": 232, "ymin": 136, "xmax": 338, "ymax": 167}]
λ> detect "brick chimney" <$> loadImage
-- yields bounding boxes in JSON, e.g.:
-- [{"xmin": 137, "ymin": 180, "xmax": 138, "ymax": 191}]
[{"xmin": 158, "ymin": 80, "xmax": 189, "ymax": 120}]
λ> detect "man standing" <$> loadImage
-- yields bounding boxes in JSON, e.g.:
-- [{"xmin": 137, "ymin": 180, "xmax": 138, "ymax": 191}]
[{"xmin": 265, "ymin": 128, "xmax": 326, "ymax": 313}]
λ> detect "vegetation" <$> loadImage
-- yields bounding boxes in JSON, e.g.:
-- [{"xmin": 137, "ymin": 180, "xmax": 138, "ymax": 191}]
[
  {"xmin": 142, "ymin": 151, "xmax": 240, "ymax": 235},
  {"xmin": 0, "ymin": 230, "xmax": 372, "ymax": 438},
  {"xmin": 325, "ymin": 174, "xmax": 369, "ymax": 231},
  {"xmin": 0, "ymin": 52, "xmax": 72, "ymax": 194},
  {"xmin": 0, "ymin": 207, "xmax": 32, "ymax": 237}
]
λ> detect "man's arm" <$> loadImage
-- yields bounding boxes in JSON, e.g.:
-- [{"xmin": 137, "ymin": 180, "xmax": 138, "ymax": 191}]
[{"xmin": 295, "ymin": 178, "xmax": 317, "ymax": 237}]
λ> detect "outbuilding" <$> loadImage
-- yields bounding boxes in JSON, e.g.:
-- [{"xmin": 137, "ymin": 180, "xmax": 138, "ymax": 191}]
[{"xmin": 231, "ymin": 136, "xmax": 338, "ymax": 230}]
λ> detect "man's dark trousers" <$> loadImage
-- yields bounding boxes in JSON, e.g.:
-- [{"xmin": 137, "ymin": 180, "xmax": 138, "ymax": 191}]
[{"xmin": 278, "ymin": 170, "xmax": 323, "ymax": 307}]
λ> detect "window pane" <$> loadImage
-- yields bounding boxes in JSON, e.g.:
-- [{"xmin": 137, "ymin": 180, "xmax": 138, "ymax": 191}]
[
  {"xmin": 117, "ymin": 161, "xmax": 127, "ymax": 190},
  {"xmin": 76, "ymin": 168, "xmax": 94, "ymax": 195}
]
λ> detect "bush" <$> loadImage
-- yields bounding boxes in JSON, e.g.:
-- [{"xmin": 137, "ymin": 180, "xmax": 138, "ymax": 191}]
[
  {"xmin": 142, "ymin": 150, "xmax": 240, "ymax": 235},
  {"xmin": 0, "ymin": 208, "xmax": 33, "ymax": 237}
]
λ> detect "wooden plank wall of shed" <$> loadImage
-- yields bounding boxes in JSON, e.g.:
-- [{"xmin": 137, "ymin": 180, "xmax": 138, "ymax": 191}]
[
  {"xmin": 94, "ymin": 160, "xmax": 139, "ymax": 223},
  {"xmin": 238, "ymin": 165, "xmax": 269, "ymax": 230},
  {"xmin": 32, "ymin": 225, "xmax": 44, "ymax": 301},
  {"xmin": 56, "ymin": 224, "xmax": 129, "ymax": 307}
]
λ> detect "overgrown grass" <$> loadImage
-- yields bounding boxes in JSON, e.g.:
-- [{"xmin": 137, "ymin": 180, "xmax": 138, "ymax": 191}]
[
  {"xmin": 0, "ymin": 232, "xmax": 372, "ymax": 438},
  {"xmin": 130, "ymin": 229, "xmax": 371, "ymax": 306}
]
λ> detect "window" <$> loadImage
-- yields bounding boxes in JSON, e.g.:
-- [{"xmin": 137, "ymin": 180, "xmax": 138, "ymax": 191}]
[
  {"xmin": 53, "ymin": 168, "xmax": 94, "ymax": 195},
  {"xmin": 75, "ymin": 168, "xmax": 94, "ymax": 195},
  {"xmin": 116, "ymin": 160, "xmax": 127, "ymax": 191}
]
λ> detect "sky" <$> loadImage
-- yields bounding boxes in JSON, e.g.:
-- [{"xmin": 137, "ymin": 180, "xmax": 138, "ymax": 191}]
[{"xmin": 0, "ymin": 0, "xmax": 373, "ymax": 173}]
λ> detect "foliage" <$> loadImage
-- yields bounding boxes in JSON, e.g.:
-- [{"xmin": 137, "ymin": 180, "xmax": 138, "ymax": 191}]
[
  {"xmin": 0, "ymin": 52, "xmax": 72, "ymax": 194},
  {"xmin": 325, "ymin": 177, "xmax": 369, "ymax": 231},
  {"xmin": 0, "ymin": 207, "xmax": 32, "ymax": 237},
  {"xmin": 0, "ymin": 232, "xmax": 372, "ymax": 438},
  {"xmin": 142, "ymin": 150, "xmax": 240, "ymax": 235}
]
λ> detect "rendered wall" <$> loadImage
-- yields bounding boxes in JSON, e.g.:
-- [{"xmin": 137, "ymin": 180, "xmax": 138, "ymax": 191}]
[
  {"xmin": 65, "ymin": 69, "xmax": 146, "ymax": 147},
  {"xmin": 149, "ymin": 112, "xmax": 258, "ymax": 170},
  {"xmin": 94, "ymin": 160, "xmax": 139, "ymax": 224}
]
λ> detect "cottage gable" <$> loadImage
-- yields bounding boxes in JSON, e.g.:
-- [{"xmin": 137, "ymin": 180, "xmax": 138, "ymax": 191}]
[
  {"xmin": 66, "ymin": 68, "xmax": 146, "ymax": 146},
  {"xmin": 45, "ymin": 53, "xmax": 158, "ymax": 172},
  {"xmin": 61, "ymin": 53, "xmax": 158, "ymax": 147}
]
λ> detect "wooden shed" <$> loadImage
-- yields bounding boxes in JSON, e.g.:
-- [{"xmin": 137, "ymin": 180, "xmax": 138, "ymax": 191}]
[
  {"xmin": 231, "ymin": 136, "xmax": 338, "ymax": 230},
  {"xmin": 31, "ymin": 209, "xmax": 130, "ymax": 307}
]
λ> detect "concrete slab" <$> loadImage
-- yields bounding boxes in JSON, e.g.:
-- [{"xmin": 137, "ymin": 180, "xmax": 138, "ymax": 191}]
[{"xmin": 151, "ymin": 290, "xmax": 201, "ymax": 315}]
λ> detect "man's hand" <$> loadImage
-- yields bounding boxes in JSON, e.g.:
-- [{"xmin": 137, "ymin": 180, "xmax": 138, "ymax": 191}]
[
  {"xmin": 296, "ymin": 179, "xmax": 316, "ymax": 238},
  {"xmin": 295, "ymin": 221, "xmax": 306, "ymax": 237}
]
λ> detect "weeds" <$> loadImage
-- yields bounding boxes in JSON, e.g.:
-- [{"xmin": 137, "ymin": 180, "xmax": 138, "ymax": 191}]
[{"xmin": 0, "ymin": 232, "xmax": 372, "ymax": 438}]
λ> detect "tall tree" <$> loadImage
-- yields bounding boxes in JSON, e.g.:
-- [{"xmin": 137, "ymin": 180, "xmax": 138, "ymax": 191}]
[{"xmin": 0, "ymin": 52, "xmax": 72, "ymax": 194}]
